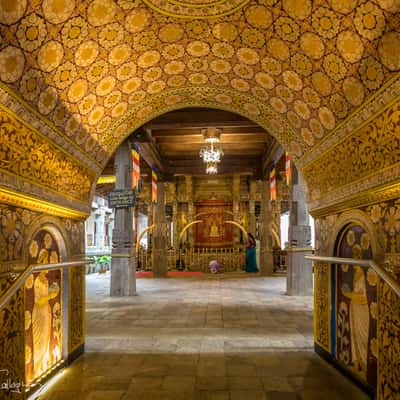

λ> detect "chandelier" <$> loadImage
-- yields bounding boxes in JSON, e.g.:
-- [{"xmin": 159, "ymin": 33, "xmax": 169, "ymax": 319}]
[{"xmin": 199, "ymin": 128, "xmax": 224, "ymax": 174}]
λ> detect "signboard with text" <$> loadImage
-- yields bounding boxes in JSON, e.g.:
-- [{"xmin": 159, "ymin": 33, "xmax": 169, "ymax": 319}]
[{"xmin": 108, "ymin": 189, "xmax": 136, "ymax": 209}]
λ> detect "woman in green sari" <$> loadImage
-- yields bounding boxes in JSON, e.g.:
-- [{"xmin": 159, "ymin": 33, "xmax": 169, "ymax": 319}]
[{"xmin": 245, "ymin": 233, "xmax": 258, "ymax": 273}]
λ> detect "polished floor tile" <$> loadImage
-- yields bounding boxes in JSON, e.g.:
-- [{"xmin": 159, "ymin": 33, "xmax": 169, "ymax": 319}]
[{"xmin": 37, "ymin": 272, "xmax": 370, "ymax": 400}]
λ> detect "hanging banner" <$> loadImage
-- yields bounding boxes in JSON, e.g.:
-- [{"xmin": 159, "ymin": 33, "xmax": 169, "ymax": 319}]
[
  {"xmin": 285, "ymin": 152, "xmax": 291, "ymax": 187},
  {"xmin": 270, "ymin": 163, "xmax": 276, "ymax": 201},
  {"xmin": 131, "ymin": 146, "xmax": 140, "ymax": 191},
  {"xmin": 152, "ymin": 169, "xmax": 157, "ymax": 203}
]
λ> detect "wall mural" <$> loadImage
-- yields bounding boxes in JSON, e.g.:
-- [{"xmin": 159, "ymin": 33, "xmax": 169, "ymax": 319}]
[
  {"xmin": 195, "ymin": 200, "xmax": 233, "ymax": 247},
  {"xmin": 25, "ymin": 229, "xmax": 62, "ymax": 385},
  {"xmin": 336, "ymin": 224, "xmax": 378, "ymax": 388}
]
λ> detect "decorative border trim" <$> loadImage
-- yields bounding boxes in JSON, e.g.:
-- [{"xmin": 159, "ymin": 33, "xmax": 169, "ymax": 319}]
[
  {"xmin": 310, "ymin": 181, "xmax": 400, "ymax": 219},
  {"xmin": 298, "ymin": 73, "xmax": 400, "ymax": 168},
  {"xmin": 0, "ymin": 83, "xmax": 102, "ymax": 171},
  {"xmin": 0, "ymin": 186, "xmax": 88, "ymax": 220}
]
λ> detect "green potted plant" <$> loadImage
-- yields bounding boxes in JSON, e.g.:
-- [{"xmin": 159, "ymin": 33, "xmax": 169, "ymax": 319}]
[{"xmin": 94, "ymin": 255, "xmax": 111, "ymax": 273}]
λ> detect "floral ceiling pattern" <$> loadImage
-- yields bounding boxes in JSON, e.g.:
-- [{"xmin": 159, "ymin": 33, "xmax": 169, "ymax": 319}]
[{"xmin": 0, "ymin": 0, "xmax": 399, "ymax": 165}]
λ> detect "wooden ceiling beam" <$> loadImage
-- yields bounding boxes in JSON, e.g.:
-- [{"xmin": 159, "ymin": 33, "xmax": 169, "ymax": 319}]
[
  {"xmin": 151, "ymin": 126, "xmax": 266, "ymax": 135},
  {"xmin": 154, "ymin": 133, "xmax": 269, "ymax": 144}
]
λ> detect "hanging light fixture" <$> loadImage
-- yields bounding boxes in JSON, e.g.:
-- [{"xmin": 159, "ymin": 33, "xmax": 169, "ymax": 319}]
[
  {"xmin": 199, "ymin": 128, "xmax": 224, "ymax": 174},
  {"xmin": 206, "ymin": 161, "xmax": 218, "ymax": 174}
]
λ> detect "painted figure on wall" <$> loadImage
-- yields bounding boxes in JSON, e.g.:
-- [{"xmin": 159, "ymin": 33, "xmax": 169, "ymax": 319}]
[
  {"xmin": 32, "ymin": 272, "xmax": 60, "ymax": 378},
  {"xmin": 25, "ymin": 230, "xmax": 62, "ymax": 384},
  {"xmin": 195, "ymin": 200, "xmax": 233, "ymax": 247},
  {"xmin": 336, "ymin": 225, "xmax": 377, "ymax": 388},
  {"xmin": 341, "ymin": 264, "xmax": 369, "ymax": 374}
]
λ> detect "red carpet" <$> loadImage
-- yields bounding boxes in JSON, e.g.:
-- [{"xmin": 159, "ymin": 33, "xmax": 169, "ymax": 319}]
[{"xmin": 136, "ymin": 271, "xmax": 203, "ymax": 278}]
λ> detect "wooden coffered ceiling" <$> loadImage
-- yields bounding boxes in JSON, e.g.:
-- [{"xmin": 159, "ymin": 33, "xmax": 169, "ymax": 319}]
[{"xmin": 96, "ymin": 108, "xmax": 276, "ymax": 196}]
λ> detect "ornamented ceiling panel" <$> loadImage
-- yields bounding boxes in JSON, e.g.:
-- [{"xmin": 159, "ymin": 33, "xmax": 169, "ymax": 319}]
[{"xmin": 0, "ymin": 0, "xmax": 399, "ymax": 169}]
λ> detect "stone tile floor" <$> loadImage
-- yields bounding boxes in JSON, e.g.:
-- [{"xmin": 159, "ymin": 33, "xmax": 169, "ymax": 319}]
[{"xmin": 38, "ymin": 272, "xmax": 370, "ymax": 400}]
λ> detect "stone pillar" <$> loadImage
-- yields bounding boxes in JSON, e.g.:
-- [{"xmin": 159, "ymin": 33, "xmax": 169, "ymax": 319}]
[
  {"xmin": 152, "ymin": 181, "xmax": 168, "ymax": 277},
  {"xmin": 248, "ymin": 180, "xmax": 256, "ymax": 236},
  {"xmin": 233, "ymin": 174, "xmax": 240, "ymax": 245},
  {"xmin": 172, "ymin": 200, "xmax": 179, "ymax": 250},
  {"xmin": 185, "ymin": 176, "xmax": 194, "ymax": 247},
  {"xmin": 259, "ymin": 180, "xmax": 274, "ymax": 276},
  {"xmin": 147, "ymin": 201, "xmax": 153, "ymax": 249},
  {"xmin": 95, "ymin": 202, "xmax": 105, "ymax": 251},
  {"xmin": 286, "ymin": 170, "xmax": 313, "ymax": 296},
  {"xmin": 110, "ymin": 140, "xmax": 136, "ymax": 296}
]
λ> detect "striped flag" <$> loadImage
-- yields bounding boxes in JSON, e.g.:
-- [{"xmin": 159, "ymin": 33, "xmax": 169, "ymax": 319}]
[
  {"xmin": 131, "ymin": 147, "xmax": 140, "ymax": 191},
  {"xmin": 285, "ymin": 152, "xmax": 291, "ymax": 187},
  {"xmin": 152, "ymin": 169, "xmax": 157, "ymax": 203},
  {"xmin": 270, "ymin": 164, "xmax": 276, "ymax": 201}
]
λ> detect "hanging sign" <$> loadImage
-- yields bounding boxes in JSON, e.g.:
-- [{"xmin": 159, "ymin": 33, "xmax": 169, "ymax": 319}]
[{"xmin": 108, "ymin": 189, "xmax": 136, "ymax": 208}]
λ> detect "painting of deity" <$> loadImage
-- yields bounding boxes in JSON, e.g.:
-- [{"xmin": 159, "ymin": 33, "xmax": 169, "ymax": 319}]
[
  {"xmin": 25, "ymin": 230, "xmax": 62, "ymax": 385},
  {"xmin": 195, "ymin": 200, "xmax": 233, "ymax": 247},
  {"xmin": 336, "ymin": 225, "xmax": 377, "ymax": 388}
]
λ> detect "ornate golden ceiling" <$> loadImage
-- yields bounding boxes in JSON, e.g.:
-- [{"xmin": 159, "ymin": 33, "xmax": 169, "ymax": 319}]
[{"xmin": 0, "ymin": 0, "xmax": 399, "ymax": 168}]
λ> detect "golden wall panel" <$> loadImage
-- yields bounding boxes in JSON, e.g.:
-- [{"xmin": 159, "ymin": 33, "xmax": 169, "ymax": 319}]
[
  {"xmin": 314, "ymin": 262, "xmax": 331, "ymax": 352},
  {"xmin": 304, "ymin": 99, "xmax": 400, "ymax": 212},
  {"xmin": 0, "ymin": 108, "xmax": 95, "ymax": 203},
  {"xmin": 68, "ymin": 266, "xmax": 85, "ymax": 354},
  {"xmin": 0, "ymin": 279, "xmax": 24, "ymax": 400},
  {"xmin": 378, "ymin": 280, "xmax": 400, "ymax": 400}
]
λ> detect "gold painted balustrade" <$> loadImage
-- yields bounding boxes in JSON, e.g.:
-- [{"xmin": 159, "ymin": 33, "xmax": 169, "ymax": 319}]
[{"xmin": 137, "ymin": 247, "xmax": 246, "ymax": 273}]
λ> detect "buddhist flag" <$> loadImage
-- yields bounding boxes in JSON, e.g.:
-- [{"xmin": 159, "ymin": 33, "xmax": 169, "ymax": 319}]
[
  {"xmin": 152, "ymin": 169, "xmax": 157, "ymax": 203},
  {"xmin": 270, "ymin": 164, "xmax": 276, "ymax": 201},
  {"xmin": 285, "ymin": 151, "xmax": 291, "ymax": 187},
  {"xmin": 131, "ymin": 146, "xmax": 140, "ymax": 191}
]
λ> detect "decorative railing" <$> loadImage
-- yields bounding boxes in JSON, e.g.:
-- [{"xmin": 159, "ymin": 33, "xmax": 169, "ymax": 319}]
[
  {"xmin": 137, "ymin": 247, "xmax": 246, "ymax": 273},
  {"xmin": 0, "ymin": 260, "xmax": 91, "ymax": 399},
  {"xmin": 273, "ymin": 249, "xmax": 288, "ymax": 273},
  {"xmin": 306, "ymin": 255, "xmax": 400, "ymax": 399}
]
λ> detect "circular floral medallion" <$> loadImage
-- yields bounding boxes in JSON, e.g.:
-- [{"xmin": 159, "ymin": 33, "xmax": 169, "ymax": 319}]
[
  {"xmin": 38, "ymin": 41, "xmax": 64, "ymax": 72},
  {"xmin": 378, "ymin": 32, "xmax": 400, "ymax": 71},
  {"xmin": 38, "ymin": 86, "xmax": 58, "ymax": 115},
  {"xmin": 359, "ymin": 56, "xmax": 384, "ymax": 90},
  {"xmin": 255, "ymin": 72, "xmax": 275, "ymax": 89},
  {"xmin": 0, "ymin": 0, "xmax": 27, "ymax": 25},
  {"xmin": 0, "ymin": 46, "xmax": 25, "ymax": 83},
  {"xmin": 109, "ymin": 44, "xmax": 131, "ymax": 66},
  {"xmin": 245, "ymin": 5, "xmax": 272, "ymax": 29},
  {"xmin": 212, "ymin": 23, "xmax": 238, "ymax": 41},
  {"xmin": 159, "ymin": 24, "xmax": 184, "ymax": 43},
  {"xmin": 301, "ymin": 127, "xmax": 314, "ymax": 146},
  {"xmin": 354, "ymin": 1, "xmax": 385, "ymax": 40},
  {"xmin": 42, "ymin": 0, "xmax": 74, "ymax": 24},
  {"xmin": 283, "ymin": 0, "xmax": 312, "ymax": 20},
  {"xmin": 125, "ymin": 8, "xmax": 151, "ymax": 33},
  {"xmin": 141, "ymin": 0, "xmax": 250, "ymax": 19},
  {"xmin": 210, "ymin": 59, "xmax": 231, "ymax": 74},
  {"xmin": 337, "ymin": 31, "xmax": 364, "ymax": 63},
  {"xmin": 215, "ymin": 93, "xmax": 232, "ymax": 104},
  {"xmin": 318, "ymin": 106, "xmax": 336, "ymax": 130},
  {"xmin": 270, "ymin": 97, "xmax": 287, "ymax": 113},
  {"xmin": 87, "ymin": 0, "xmax": 116, "ymax": 27},
  {"xmin": 283, "ymin": 70, "xmax": 302, "ymax": 91},
  {"xmin": 112, "ymin": 102, "xmax": 128, "ymax": 118},
  {"xmin": 117, "ymin": 62, "xmax": 137, "ymax": 80},
  {"xmin": 300, "ymin": 33, "xmax": 325, "ymax": 60},
  {"xmin": 309, "ymin": 118, "xmax": 324, "ymax": 138},
  {"xmin": 68, "ymin": 79, "xmax": 88, "ymax": 102},
  {"xmin": 75, "ymin": 41, "xmax": 99, "ymax": 67},
  {"xmin": 165, "ymin": 60, "xmax": 185, "ymax": 75},
  {"xmin": 16, "ymin": 13, "xmax": 47, "ymax": 52},
  {"xmin": 61, "ymin": 16, "xmax": 88, "ymax": 49}
]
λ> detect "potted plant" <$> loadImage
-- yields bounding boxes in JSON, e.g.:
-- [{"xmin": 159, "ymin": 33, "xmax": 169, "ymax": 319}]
[{"xmin": 94, "ymin": 255, "xmax": 111, "ymax": 273}]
